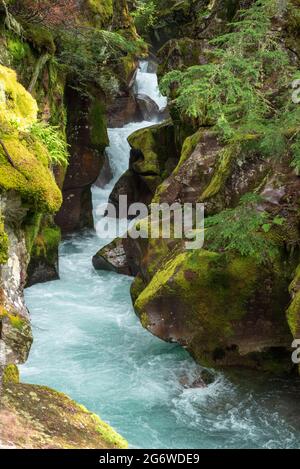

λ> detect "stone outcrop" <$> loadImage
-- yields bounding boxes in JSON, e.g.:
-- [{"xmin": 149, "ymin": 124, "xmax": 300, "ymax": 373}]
[
  {"xmin": 0, "ymin": 64, "xmax": 61, "ymax": 384},
  {"xmin": 108, "ymin": 120, "xmax": 180, "ymax": 216},
  {"xmin": 0, "ymin": 377, "xmax": 127, "ymax": 449},
  {"xmin": 55, "ymin": 87, "xmax": 109, "ymax": 234},
  {"xmin": 136, "ymin": 93, "xmax": 160, "ymax": 120}
]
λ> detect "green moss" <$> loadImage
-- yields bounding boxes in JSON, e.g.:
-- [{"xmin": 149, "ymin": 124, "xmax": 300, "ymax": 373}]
[
  {"xmin": 200, "ymin": 144, "xmax": 238, "ymax": 201},
  {"xmin": 48, "ymin": 60, "xmax": 67, "ymax": 129},
  {"xmin": 173, "ymin": 129, "xmax": 202, "ymax": 174},
  {"xmin": 128, "ymin": 125, "xmax": 159, "ymax": 174},
  {"xmin": 0, "ymin": 67, "xmax": 62, "ymax": 212},
  {"xmin": 130, "ymin": 275, "xmax": 146, "ymax": 304},
  {"xmin": 0, "ymin": 135, "xmax": 62, "ymax": 213},
  {"xmin": 7, "ymin": 38, "xmax": 28, "ymax": 61},
  {"xmin": 23, "ymin": 24, "xmax": 56, "ymax": 54},
  {"xmin": 287, "ymin": 293, "xmax": 300, "ymax": 337},
  {"xmin": 128, "ymin": 121, "xmax": 177, "ymax": 191},
  {"xmin": 24, "ymin": 213, "xmax": 43, "ymax": 253},
  {"xmin": 0, "ymin": 65, "xmax": 38, "ymax": 130},
  {"xmin": 0, "ymin": 218, "xmax": 9, "ymax": 265},
  {"xmin": 0, "ymin": 307, "xmax": 26, "ymax": 331},
  {"xmin": 89, "ymin": 410, "xmax": 127, "ymax": 449},
  {"xmin": 89, "ymin": 100, "xmax": 109, "ymax": 149},
  {"xmin": 287, "ymin": 265, "xmax": 300, "ymax": 337},
  {"xmin": 85, "ymin": 0, "xmax": 114, "ymax": 27},
  {"xmin": 31, "ymin": 225, "xmax": 61, "ymax": 264},
  {"xmin": 3, "ymin": 364, "xmax": 19, "ymax": 385}
]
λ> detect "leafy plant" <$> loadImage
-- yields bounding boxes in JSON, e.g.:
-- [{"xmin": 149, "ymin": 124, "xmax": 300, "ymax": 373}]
[
  {"xmin": 160, "ymin": 0, "xmax": 300, "ymax": 170},
  {"xmin": 132, "ymin": 0, "xmax": 158, "ymax": 34},
  {"xmin": 30, "ymin": 121, "xmax": 69, "ymax": 166},
  {"xmin": 205, "ymin": 194, "xmax": 284, "ymax": 263}
]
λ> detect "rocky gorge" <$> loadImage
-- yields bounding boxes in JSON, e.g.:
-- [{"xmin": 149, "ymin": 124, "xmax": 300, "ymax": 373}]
[{"xmin": 1, "ymin": 0, "xmax": 300, "ymax": 450}]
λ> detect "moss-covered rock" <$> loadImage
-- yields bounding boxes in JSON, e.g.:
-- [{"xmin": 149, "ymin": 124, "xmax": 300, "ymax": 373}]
[
  {"xmin": 0, "ymin": 216, "xmax": 9, "ymax": 264},
  {"xmin": 27, "ymin": 222, "xmax": 61, "ymax": 287},
  {"xmin": 0, "ymin": 67, "xmax": 63, "ymax": 389},
  {"xmin": 2, "ymin": 364, "xmax": 19, "ymax": 385},
  {"xmin": 0, "ymin": 65, "xmax": 62, "ymax": 213},
  {"xmin": 0, "ymin": 65, "xmax": 37, "ymax": 130},
  {"xmin": 0, "ymin": 135, "xmax": 62, "ymax": 213},
  {"xmin": 0, "ymin": 382, "xmax": 128, "ymax": 449},
  {"xmin": 134, "ymin": 249, "xmax": 293, "ymax": 372},
  {"xmin": 287, "ymin": 265, "xmax": 300, "ymax": 339},
  {"xmin": 108, "ymin": 120, "xmax": 180, "ymax": 215},
  {"xmin": 22, "ymin": 23, "xmax": 56, "ymax": 54},
  {"xmin": 85, "ymin": 0, "xmax": 114, "ymax": 27}
]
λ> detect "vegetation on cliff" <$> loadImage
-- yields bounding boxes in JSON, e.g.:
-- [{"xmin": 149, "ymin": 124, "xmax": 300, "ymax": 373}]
[{"xmin": 160, "ymin": 0, "xmax": 300, "ymax": 171}]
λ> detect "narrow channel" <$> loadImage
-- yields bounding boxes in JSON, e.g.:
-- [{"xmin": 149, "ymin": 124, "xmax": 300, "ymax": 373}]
[{"xmin": 21, "ymin": 62, "xmax": 300, "ymax": 449}]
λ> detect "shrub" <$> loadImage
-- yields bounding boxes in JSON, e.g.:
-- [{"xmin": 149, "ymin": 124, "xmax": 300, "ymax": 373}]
[{"xmin": 30, "ymin": 121, "xmax": 68, "ymax": 166}]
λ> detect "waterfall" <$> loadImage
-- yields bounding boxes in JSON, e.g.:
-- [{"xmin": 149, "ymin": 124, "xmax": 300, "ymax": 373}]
[{"xmin": 135, "ymin": 61, "xmax": 167, "ymax": 111}]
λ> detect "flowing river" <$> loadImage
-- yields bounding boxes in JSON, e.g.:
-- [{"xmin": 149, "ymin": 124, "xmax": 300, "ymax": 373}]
[{"xmin": 21, "ymin": 63, "xmax": 300, "ymax": 449}]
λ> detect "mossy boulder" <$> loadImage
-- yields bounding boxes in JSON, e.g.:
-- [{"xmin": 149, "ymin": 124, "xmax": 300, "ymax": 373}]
[
  {"xmin": 0, "ymin": 382, "xmax": 128, "ymax": 449},
  {"xmin": 108, "ymin": 121, "xmax": 179, "ymax": 215},
  {"xmin": 147, "ymin": 0, "xmax": 239, "ymax": 49},
  {"xmin": 134, "ymin": 249, "xmax": 293, "ymax": 372},
  {"xmin": 154, "ymin": 130, "xmax": 275, "ymax": 216},
  {"xmin": 27, "ymin": 223, "xmax": 61, "ymax": 287}
]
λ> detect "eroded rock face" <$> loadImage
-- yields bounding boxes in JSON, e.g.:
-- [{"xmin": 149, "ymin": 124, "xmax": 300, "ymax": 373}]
[
  {"xmin": 147, "ymin": 0, "xmax": 241, "ymax": 49},
  {"xmin": 0, "ymin": 196, "xmax": 33, "ymax": 386},
  {"xmin": 0, "ymin": 66, "xmax": 63, "ymax": 386},
  {"xmin": 107, "ymin": 94, "xmax": 142, "ymax": 128},
  {"xmin": 55, "ymin": 87, "xmax": 109, "ymax": 234}
]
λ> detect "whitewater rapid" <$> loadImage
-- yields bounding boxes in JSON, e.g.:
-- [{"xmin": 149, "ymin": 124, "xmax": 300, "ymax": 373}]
[{"xmin": 21, "ymin": 62, "xmax": 300, "ymax": 449}]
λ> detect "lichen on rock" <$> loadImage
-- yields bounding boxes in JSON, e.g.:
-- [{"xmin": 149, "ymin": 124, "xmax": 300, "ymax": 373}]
[{"xmin": 0, "ymin": 382, "xmax": 128, "ymax": 449}]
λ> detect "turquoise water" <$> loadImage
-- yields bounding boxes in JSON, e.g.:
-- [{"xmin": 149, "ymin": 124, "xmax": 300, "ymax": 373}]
[{"xmin": 21, "ymin": 64, "xmax": 300, "ymax": 449}]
